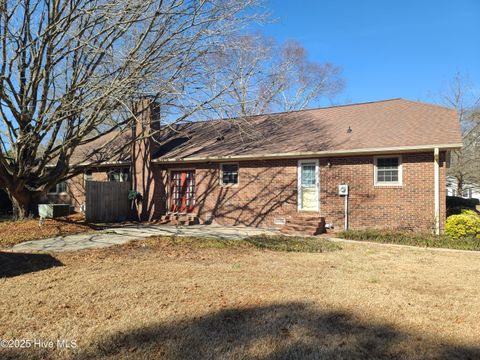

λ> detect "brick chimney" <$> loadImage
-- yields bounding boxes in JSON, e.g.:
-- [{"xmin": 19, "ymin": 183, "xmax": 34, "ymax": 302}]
[{"xmin": 131, "ymin": 98, "xmax": 161, "ymax": 221}]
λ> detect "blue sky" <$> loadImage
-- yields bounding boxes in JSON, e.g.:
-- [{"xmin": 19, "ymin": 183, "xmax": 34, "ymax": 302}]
[{"xmin": 259, "ymin": 0, "xmax": 480, "ymax": 105}]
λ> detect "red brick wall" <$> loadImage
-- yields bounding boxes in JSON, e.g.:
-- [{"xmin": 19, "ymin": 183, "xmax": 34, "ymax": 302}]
[
  {"xmin": 318, "ymin": 152, "xmax": 446, "ymax": 231},
  {"xmin": 55, "ymin": 150, "xmax": 447, "ymax": 232},
  {"xmin": 48, "ymin": 170, "xmax": 109, "ymax": 211},
  {"xmin": 131, "ymin": 99, "xmax": 161, "ymax": 221},
  {"xmin": 156, "ymin": 151, "xmax": 447, "ymax": 232}
]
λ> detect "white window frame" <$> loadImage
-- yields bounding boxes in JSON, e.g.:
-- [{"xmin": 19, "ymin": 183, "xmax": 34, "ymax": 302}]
[
  {"xmin": 297, "ymin": 159, "xmax": 320, "ymax": 211},
  {"xmin": 220, "ymin": 163, "xmax": 239, "ymax": 187},
  {"xmin": 48, "ymin": 182, "xmax": 67, "ymax": 195},
  {"xmin": 374, "ymin": 155, "xmax": 403, "ymax": 186}
]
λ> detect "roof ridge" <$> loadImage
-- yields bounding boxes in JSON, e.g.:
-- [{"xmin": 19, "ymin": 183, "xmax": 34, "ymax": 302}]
[
  {"xmin": 180, "ymin": 98, "xmax": 457, "ymax": 126},
  {"xmin": 398, "ymin": 98, "xmax": 457, "ymax": 112},
  {"xmin": 187, "ymin": 98, "xmax": 406, "ymax": 124},
  {"xmin": 253, "ymin": 98, "xmax": 408, "ymax": 116}
]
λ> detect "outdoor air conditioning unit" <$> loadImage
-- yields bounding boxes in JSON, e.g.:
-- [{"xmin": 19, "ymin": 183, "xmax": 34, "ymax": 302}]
[{"xmin": 338, "ymin": 184, "xmax": 349, "ymax": 196}]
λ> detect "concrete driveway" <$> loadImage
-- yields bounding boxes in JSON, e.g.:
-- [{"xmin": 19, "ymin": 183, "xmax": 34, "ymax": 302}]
[{"xmin": 10, "ymin": 224, "xmax": 281, "ymax": 252}]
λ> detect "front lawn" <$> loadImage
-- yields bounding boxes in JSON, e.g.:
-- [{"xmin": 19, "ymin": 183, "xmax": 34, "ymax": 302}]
[
  {"xmin": 338, "ymin": 229, "xmax": 480, "ymax": 251},
  {"xmin": 166, "ymin": 234, "xmax": 341, "ymax": 253},
  {"xmin": 1, "ymin": 236, "xmax": 479, "ymax": 359},
  {"xmin": 0, "ymin": 215, "xmax": 99, "ymax": 248}
]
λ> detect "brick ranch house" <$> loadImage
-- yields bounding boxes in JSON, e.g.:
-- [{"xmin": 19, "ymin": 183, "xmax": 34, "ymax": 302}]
[{"xmin": 49, "ymin": 98, "xmax": 462, "ymax": 234}]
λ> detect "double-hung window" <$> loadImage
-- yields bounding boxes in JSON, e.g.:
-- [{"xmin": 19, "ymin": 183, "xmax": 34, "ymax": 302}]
[
  {"xmin": 220, "ymin": 163, "xmax": 238, "ymax": 186},
  {"xmin": 374, "ymin": 156, "xmax": 402, "ymax": 186}
]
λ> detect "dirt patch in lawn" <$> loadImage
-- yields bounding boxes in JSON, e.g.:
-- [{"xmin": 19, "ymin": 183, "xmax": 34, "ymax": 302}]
[
  {"xmin": 1, "ymin": 237, "xmax": 479, "ymax": 359},
  {"xmin": 0, "ymin": 215, "xmax": 100, "ymax": 248}
]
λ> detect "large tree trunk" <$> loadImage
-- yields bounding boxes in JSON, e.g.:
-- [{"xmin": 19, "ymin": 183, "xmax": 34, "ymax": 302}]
[{"xmin": 8, "ymin": 189, "xmax": 44, "ymax": 219}]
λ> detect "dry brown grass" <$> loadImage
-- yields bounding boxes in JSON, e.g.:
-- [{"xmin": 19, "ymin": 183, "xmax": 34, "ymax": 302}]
[
  {"xmin": 1, "ymin": 236, "xmax": 480, "ymax": 359},
  {"xmin": 0, "ymin": 215, "xmax": 98, "ymax": 248}
]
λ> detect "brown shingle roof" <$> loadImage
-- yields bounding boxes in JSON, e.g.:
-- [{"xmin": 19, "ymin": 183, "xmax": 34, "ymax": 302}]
[
  {"xmin": 70, "ymin": 131, "xmax": 131, "ymax": 165},
  {"xmin": 153, "ymin": 98, "xmax": 462, "ymax": 161}
]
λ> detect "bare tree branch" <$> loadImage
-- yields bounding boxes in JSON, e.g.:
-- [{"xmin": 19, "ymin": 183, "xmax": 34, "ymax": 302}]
[{"xmin": 0, "ymin": 0, "xmax": 264, "ymax": 216}]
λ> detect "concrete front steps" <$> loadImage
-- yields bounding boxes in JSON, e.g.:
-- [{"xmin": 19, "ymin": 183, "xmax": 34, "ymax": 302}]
[
  {"xmin": 157, "ymin": 213, "xmax": 200, "ymax": 226},
  {"xmin": 280, "ymin": 215, "xmax": 326, "ymax": 236}
]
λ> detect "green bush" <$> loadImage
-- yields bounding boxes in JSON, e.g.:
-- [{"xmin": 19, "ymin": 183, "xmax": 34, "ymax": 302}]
[
  {"xmin": 447, "ymin": 207, "xmax": 479, "ymax": 217},
  {"xmin": 460, "ymin": 209, "xmax": 479, "ymax": 216},
  {"xmin": 446, "ymin": 195, "xmax": 479, "ymax": 209},
  {"xmin": 446, "ymin": 196, "xmax": 479, "ymax": 217},
  {"xmin": 445, "ymin": 212, "xmax": 480, "ymax": 239}
]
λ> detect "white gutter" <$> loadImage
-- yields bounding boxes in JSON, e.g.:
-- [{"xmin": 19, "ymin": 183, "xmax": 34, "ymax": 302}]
[
  {"xmin": 73, "ymin": 161, "xmax": 131, "ymax": 167},
  {"xmin": 152, "ymin": 143, "xmax": 463, "ymax": 164},
  {"xmin": 46, "ymin": 161, "xmax": 131, "ymax": 168},
  {"xmin": 434, "ymin": 147, "xmax": 440, "ymax": 235}
]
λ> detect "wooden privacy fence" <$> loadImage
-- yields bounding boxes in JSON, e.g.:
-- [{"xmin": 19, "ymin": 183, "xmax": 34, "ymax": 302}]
[{"xmin": 86, "ymin": 181, "xmax": 131, "ymax": 223}]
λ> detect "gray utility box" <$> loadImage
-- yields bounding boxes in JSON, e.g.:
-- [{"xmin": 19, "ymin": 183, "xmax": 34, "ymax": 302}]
[{"xmin": 38, "ymin": 204, "xmax": 70, "ymax": 219}]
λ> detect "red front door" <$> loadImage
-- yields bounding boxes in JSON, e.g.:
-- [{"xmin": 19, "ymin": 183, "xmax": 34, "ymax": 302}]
[{"xmin": 170, "ymin": 170, "xmax": 195, "ymax": 213}]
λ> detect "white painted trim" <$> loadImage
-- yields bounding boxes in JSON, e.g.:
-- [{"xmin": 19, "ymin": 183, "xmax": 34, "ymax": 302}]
[
  {"xmin": 219, "ymin": 162, "xmax": 240, "ymax": 187},
  {"xmin": 297, "ymin": 159, "xmax": 320, "ymax": 212},
  {"xmin": 373, "ymin": 155, "xmax": 403, "ymax": 187},
  {"xmin": 47, "ymin": 161, "xmax": 131, "ymax": 168},
  {"xmin": 152, "ymin": 143, "xmax": 463, "ymax": 164},
  {"xmin": 434, "ymin": 148, "xmax": 440, "ymax": 235}
]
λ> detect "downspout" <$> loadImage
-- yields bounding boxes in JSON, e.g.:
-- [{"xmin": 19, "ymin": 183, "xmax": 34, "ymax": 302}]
[{"xmin": 434, "ymin": 148, "xmax": 440, "ymax": 235}]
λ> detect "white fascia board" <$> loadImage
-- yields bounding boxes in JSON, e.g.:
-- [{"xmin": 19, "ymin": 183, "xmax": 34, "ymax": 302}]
[{"xmin": 151, "ymin": 143, "xmax": 463, "ymax": 164}]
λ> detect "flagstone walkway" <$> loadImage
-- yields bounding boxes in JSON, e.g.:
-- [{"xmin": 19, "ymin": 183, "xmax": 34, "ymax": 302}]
[{"xmin": 10, "ymin": 224, "xmax": 281, "ymax": 252}]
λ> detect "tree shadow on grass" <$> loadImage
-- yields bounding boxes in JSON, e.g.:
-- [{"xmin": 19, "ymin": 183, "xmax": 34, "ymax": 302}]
[
  {"xmin": 2, "ymin": 302, "xmax": 479, "ymax": 359},
  {"xmin": 0, "ymin": 251, "xmax": 63, "ymax": 278},
  {"xmin": 87, "ymin": 304, "xmax": 479, "ymax": 360}
]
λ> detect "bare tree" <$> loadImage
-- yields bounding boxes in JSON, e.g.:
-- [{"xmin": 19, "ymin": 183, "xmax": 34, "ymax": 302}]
[
  {"xmin": 198, "ymin": 33, "xmax": 344, "ymax": 119},
  {"xmin": 0, "ymin": 0, "xmax": 263, "ymax": 217},
  {"xmin": 439, "ymin": 73, "xmax": 480, "ymax": 195}
]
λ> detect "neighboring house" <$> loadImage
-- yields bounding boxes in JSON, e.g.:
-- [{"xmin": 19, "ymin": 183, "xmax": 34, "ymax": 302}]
[
  {"xmin": 446, "ymin": 176, "xmax": 480, "ymax": 201},
  {"xmin": 51, "ymin": 98, "xmax": 462, "ymax": 234}
]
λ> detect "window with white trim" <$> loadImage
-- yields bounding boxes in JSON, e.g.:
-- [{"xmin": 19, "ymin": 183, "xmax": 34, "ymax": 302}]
[
  {"xmin": 107, "ymin": 168, "xmax": 130, "ymax": 182},
  {"xmin": 374, "ymin": 156, "xmax": 402, "ymax": 185},
  {"xmin": 48, "ymin": 182, "xmax": 67, "ymax": 194},
  {"xmin": 220, "ymin": 163, "xmax": 238, "ymax": 185}
]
